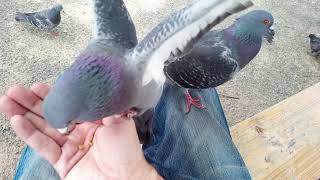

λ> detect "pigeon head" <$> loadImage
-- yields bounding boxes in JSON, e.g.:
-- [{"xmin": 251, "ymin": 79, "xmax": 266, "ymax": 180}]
[
  {"xmin": 48, "ymin": 4, "xmax": 63, "ymax": 24},
  {"xmin": 236, "ymin": 10, "xmax": 275, "ymax": 43},
  {"xmin": 309, "ymin": 34, "xmax": 317, "ymax": 40},
  {"xmin": 43, "ymin": 79, "xmax": 82, "ymax": 129}
]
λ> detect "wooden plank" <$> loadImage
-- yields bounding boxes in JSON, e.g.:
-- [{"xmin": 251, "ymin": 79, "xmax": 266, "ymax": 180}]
[{"xmin": 231, "ymin": 82, "xmax": 320, "ymax": 180}]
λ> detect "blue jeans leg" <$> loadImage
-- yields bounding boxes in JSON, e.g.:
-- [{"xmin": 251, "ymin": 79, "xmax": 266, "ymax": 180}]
[
  {"xmin": 13, "ymin": 83, "xmax": 250, "ymax": 180},
  {"xmin": 14, "ymin": 146, "xmax": 60, "ymax": 180},
  {"xmin": 143, "ymin": 83, "xmax": 251, "ymax": 179}
]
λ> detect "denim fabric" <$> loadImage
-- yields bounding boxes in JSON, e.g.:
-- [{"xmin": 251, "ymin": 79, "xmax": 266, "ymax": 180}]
[
  {"xmin": 14, "ymin": 146, "xmax": 60, "ymax": 180},
  {"xmin": 143, "ymin": 84, "xmax": 251, "ymax": 179},
  {"xmin": 14, "ymin": 83, "xmax": 251, "ymax": 180}
]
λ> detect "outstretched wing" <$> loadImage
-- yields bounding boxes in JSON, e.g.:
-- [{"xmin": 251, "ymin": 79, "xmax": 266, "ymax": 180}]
[
  {"xmin": 164, "ymin": 32, "xmax": 239, "ymax": 89},
  {"xmin": 130, "ymin": 0, "xmax": 253, "ymax": 85},
  {"xmin": 92, "ymin": 0, "xmax": 137, "ymax": 49}
]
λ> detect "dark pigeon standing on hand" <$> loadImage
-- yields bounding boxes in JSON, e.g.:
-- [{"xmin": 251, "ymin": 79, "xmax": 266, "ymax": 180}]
[
  {"xmin": 15, "ymin": 4, "xmax": 63, "ymax": 36},
  {"xmin": 164, "ymin": 10, "xmax": 275, "ymax": 113},
  {"xmin": 42, "ymin": 0, "xmax": 253, "ymax": 135},
  {"xmin": 308, "ymin": 34, "xmax": 320, "ymax": 58}
]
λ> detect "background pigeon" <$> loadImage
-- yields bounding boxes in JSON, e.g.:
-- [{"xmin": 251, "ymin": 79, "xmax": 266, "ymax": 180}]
[
  {"xmin": 164, "ymin": 10, "xmax": 275, "ymax": 112},
  {"xmin": 42, "ymin": 0, "xmax": 253, "ymax": 133},
  {"xmin": 15, "ymin": 4, "xmax": 63, "ymax": 36},
  {"xmin": 308, "ymin": 34, "xmax": 320, "ymax": 58}
]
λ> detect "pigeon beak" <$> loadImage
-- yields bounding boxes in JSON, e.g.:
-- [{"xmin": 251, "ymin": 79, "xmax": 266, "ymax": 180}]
[
  {"xmin": 266, "ymin": 25, "xmax": 275, "ymax": 43},
  {"xmin": 269, "ymin": 25, "xmax": 275, "ymax": 35}
]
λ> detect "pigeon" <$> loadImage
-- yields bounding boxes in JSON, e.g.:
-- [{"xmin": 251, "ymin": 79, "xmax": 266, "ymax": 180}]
[
  {"xmin": 42, "ymin": 0, "xmax": 253, "ymax": 133},
  {"xmin": 308, "ymin": 34, "xmax": 320, "ymax": 58},
  {"xmin": 15, "ymin": 4, "xmax": 63, "ymax": 35},
  {"xmin": 164, "ymin": 10, "xmax": 275, "ymax": 112}
]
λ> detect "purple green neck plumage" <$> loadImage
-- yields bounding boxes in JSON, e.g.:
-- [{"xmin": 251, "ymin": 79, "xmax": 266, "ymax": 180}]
[{"xmin": 223, "ymin": 23, "xmax": 262, "ymax": 69}]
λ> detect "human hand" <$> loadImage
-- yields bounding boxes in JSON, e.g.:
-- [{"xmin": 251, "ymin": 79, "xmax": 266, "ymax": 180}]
[{"xmin": 0, "ymin": 83, "xmax": 162, "ymax": 180}]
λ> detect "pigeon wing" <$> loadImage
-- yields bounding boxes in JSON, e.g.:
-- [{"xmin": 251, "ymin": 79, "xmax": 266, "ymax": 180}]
[
  {"xmin": 23, "ymin": 13, "xmax": 51, "ymax": 30},
  {"xmin": 130, "ymin": 0, "xmax": 252, "ymax": 85},
  {"xmin": 164, "ymin": 32, "xmax": 239, "ymax": 89},
  {"xmin": 92, "ymin": 0, "xmax": 138, "ymax": 49}
]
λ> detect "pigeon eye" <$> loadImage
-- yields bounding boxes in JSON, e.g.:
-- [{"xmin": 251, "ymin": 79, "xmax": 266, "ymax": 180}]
[{"xmin": 263, "ymin": 19, "xmax": 270, "ymax": 25}]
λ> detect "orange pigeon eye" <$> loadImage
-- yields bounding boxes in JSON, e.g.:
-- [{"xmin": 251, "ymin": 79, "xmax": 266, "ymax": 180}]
[{"xmin": 263, "ymin": 19, "xmax": 270, "ymax": 25}]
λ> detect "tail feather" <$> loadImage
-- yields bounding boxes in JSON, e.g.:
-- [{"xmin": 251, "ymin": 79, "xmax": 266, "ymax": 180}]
[{"xmin": 15, "ymin": 12, "xmax": 28, "ymax": 22}]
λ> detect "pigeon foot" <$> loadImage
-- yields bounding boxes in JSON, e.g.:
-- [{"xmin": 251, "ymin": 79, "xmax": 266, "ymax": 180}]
[
  {"xmin": 50, "ymin": 32, "xmax": 59, "ymax": 37},
  {"xmin": 185, "ymin": 90, "xmax": 205, "ymax": 113}
]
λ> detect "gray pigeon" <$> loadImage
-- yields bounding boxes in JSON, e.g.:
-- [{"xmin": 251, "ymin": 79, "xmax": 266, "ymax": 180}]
[
  {"xmin": 15, "ymin": 4, "xmax": 63, "ymax": 35},
  {"xmin": 42, "ymin": 0, "xmax": 253, "ymax": 133},
  {"xmin": 164, "ymin": 10, "xmax": 275, "ymax": 112},
  {"xmin": 308, "ymin": 34, "xmax": 320, "ymax": 58}
]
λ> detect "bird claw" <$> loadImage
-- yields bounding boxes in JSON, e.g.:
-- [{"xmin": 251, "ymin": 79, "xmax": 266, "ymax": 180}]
[
  {"xmin": 50, "ymin": 32, "xmax": 59, "ymax": 37},
  {"xmin": 191, "ymin": 97, "xmax": 201, "ymax": 101},
  {"xmin": 185, "ymin": 91, "xmax": 205, "ymax": 113}
]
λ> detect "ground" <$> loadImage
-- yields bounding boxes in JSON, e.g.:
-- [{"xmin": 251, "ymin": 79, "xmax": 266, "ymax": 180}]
[{"xmin": 0, "ymin": 0, "xmax": 319, "ymax": 178}]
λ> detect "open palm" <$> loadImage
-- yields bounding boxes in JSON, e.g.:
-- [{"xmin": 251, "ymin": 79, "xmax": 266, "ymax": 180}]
[{"xmin": 0, "ymin": 83, "xmax": 161, "ymax": 180}]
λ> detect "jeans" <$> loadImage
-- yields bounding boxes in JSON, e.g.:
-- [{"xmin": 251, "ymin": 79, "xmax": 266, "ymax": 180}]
[{"xmin": 14, "ymin": 83, "xmax": 251, "ymax": 180}]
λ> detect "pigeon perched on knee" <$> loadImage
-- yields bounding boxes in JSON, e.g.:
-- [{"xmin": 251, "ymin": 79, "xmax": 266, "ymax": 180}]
[
  {"xmin": 42, "ymin": 0, "xmax": 253, "ymax": 135},
  {"xmin": 308, "ymin": 34, "xmax": 320, "ymax": 58},
  {"xmin": 164, "ymin": 10, "xmax": 275, "ymax": 113},
  {"xmin": 15, "ymin": 4, "xmax": 63, "ymax": 35}
]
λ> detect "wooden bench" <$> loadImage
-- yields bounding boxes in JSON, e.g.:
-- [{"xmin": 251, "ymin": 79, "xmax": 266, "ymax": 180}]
[{"xmin": 231, "ymin": 82, "xmax": 320, "ymax": 179}]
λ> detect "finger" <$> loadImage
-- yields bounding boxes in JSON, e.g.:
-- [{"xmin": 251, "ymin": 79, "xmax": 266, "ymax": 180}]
[
  {"xmin": 10, "ymin": 115, "xmax": 62, "ymax": 164},
  {"xmin": 0, "ymin": 93, "xmax": 66, "ymax": 145},
  {"xmin": 6, "ymin": 85, "xmax": 43, "ymax": 117},
  {"xmin": 29, "ymin": 84, "xmax": 65, "ymax": 143},
  {"xmin": 30, "ymin": 83, "xmax": 50, "ymax": 99},
  {"xmin": 56, "ymin": 123, "xmax": 98, "ymax": 177},
  {"xmin": 31, "ymin": 83, "xmax": 70, "ymax": 141},
  {"xmin": 0, "ymin": 95, "xmax": 27, "ymax": 118},
  {"xmin": 95, "ymin": 118, "xmax": 143, "ymax": 164},
  {"xmin": 25, "ymin": 112, "xmax": 67, "ymax": 146}
]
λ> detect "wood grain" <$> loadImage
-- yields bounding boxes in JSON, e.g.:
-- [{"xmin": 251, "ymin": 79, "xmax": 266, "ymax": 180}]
[{"xmin": 231, "ymin": 82, "xmax": 320, "ymax": 180}]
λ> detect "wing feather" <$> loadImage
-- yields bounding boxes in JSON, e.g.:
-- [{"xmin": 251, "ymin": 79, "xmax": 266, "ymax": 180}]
[
  {"xmin": 92, "ymin": 0, "xmax": 137, "ymax": 49},
  {"xmin": 164, "ymin": 32, "xmax": 239, "ymax": 89},
  {"xmin": 130, "ymin": 0, "xmax": 252, "ymax": 85}
]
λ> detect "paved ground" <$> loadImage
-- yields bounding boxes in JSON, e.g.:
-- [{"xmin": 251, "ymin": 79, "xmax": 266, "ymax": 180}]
[{"xmin": 0, "ymin": 0, "xmax": 319, "ymax": 178}]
